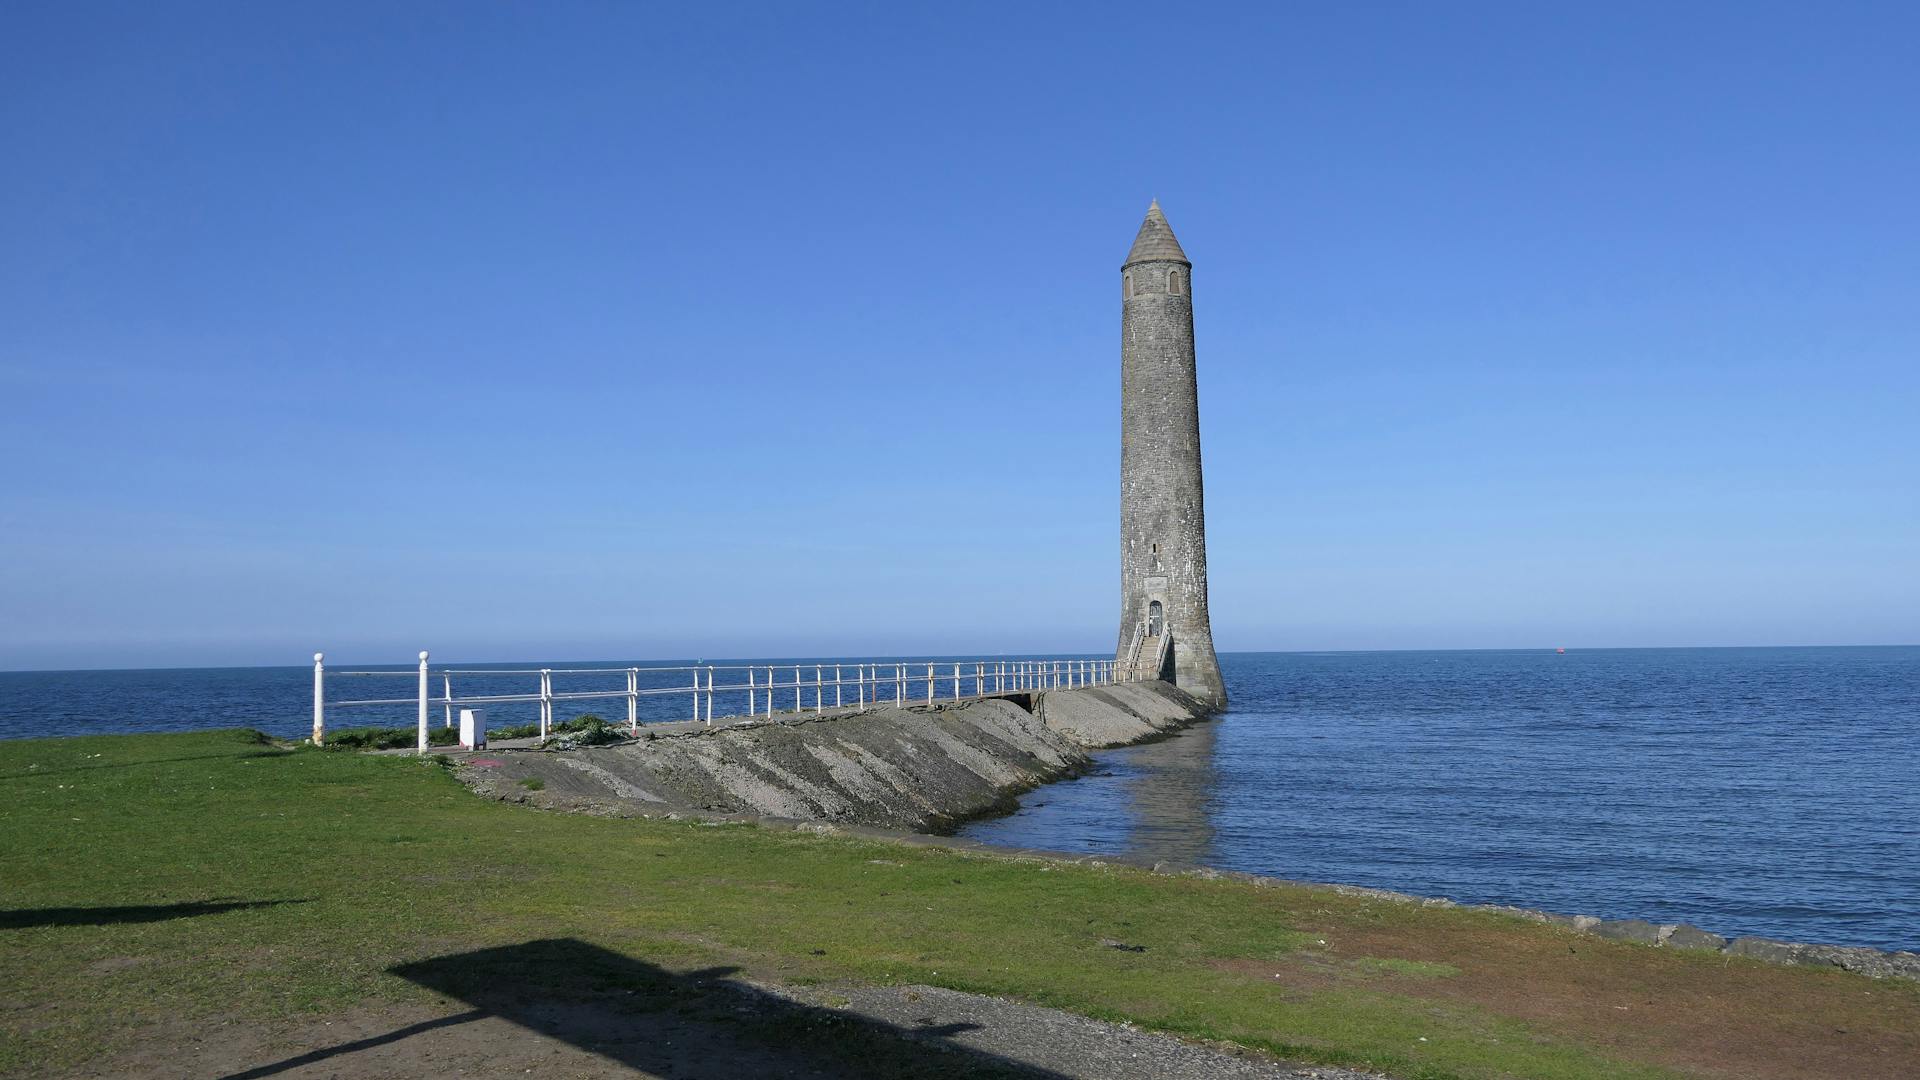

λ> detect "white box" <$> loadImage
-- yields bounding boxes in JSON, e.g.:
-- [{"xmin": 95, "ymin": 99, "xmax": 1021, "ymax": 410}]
[{"xmin": 459, "ymin": 708, "xmax": 487, "ymax": 749}]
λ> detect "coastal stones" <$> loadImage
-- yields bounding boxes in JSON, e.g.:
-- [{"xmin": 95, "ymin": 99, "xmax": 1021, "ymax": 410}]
[
  {"xmin": 1590, "ymin": 919, "xmax": 1663, "ymax": 944},
  {"xmin": 1725, "ymin": 938, "xmax": 1920, "ymax": 980},
  {"xmin": 1664, "ymin": 925, "xmax": 1729, "ymax": 951}
]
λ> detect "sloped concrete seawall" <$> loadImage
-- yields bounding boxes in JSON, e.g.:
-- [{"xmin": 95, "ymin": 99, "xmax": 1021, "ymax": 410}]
[{"xmin": 459, "ymin": 681, "xmax": 1213, "ymax": 833}]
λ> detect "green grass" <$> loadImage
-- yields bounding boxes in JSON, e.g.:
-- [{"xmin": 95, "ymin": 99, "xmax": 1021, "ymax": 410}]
[
  {"xmin": 1, "ymin": 729, "xmax": 1913, "ymax": 1079},
  {"xmin": 487, "ymin": 713, "xmax": 609, "ymax": 741},
  {"xmin": 321, "ymin": 714, "xmax": 619, "ymax": 749},
  {"xmin": 324, "ymin": 724, "xmax": 462, "ymax": 750}
]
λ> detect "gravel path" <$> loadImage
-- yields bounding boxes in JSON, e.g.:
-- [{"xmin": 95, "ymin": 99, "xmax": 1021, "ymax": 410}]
[
  {"xmin": 81, "ymin": 973, "xmax": 1394, "ymax": 1079},
  {"xmin": 777, "ymin": 981, "xmax": 1391, "ymax": 1079}
]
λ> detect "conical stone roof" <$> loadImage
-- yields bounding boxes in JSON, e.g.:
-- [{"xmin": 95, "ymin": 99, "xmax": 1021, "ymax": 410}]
[{"xmin": 1123, "ymin": 199, "xmax": 1189, "ymax": 266}]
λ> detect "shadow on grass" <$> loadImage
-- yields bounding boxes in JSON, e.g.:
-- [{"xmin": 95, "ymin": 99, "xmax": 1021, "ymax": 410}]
[
  {"xmin": 0, "ymin": 898, "xmax": 308, "ymax": 929},
  {"xmin": 219, "ymin": 938, "xmax": 1063, "ymax": 1079}
]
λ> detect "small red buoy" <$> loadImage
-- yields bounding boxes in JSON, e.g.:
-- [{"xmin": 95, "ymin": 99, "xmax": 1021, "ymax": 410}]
[{"xmin": 1556, "ymin": 648, "xmax": 1566, "ymax": 654}]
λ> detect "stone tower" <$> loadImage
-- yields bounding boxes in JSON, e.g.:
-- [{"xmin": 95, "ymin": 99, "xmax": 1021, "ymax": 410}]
[{"xmin": 1116, "ymin": 201, "xmax": 1226, "ymax": 708}]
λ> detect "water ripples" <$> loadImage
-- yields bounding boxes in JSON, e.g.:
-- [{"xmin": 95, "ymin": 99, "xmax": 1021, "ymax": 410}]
[{"xmin": 960, "ymin": 647, "xmax": 1920, "ymax": 952}]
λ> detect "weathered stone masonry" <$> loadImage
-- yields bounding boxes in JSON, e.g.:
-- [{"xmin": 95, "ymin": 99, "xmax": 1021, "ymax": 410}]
[{"xmin": 1117, "ymin": 202, "xmax": 1226, "ymax": 707}]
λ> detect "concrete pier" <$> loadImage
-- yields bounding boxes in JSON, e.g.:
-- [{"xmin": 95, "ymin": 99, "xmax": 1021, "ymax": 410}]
[{"xmin": 456, "ymin": 681, "xmax": 1211, "ymax": 833}]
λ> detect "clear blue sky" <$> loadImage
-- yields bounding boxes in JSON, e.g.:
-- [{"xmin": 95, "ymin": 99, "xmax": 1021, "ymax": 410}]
[{"xmin": 2, "ymin": 3, "xmax": 1915, "ymax": 669}]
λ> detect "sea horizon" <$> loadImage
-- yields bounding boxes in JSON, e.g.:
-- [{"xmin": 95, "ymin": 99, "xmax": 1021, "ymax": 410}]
[{"xmin": 3, "ymin": 640, "xmax": 1915, "ymax": 677}]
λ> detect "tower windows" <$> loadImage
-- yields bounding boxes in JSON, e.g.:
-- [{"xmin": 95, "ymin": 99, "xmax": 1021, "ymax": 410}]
[
  {"xmin": 1123, "ymin": 272, "xmax": 1133, "ymax": 299},
  {"xmin": 1149, "ymin": 543, "xmax": 1163, "ymax": 572},
  {"xmin": 1169, "ymin": 269, "xmax": 1183, "ymax": 295}
]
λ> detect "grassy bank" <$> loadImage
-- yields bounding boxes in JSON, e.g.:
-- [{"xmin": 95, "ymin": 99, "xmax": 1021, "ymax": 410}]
[{"xmin": 1, "ymin": 730, "xmax": 1914, "ymax": 1079}]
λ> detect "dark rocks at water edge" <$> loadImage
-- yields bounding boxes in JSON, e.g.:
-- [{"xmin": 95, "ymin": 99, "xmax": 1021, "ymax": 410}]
[{"xmin": 457, "ymin": 681, "xmax": 1212, "ymax": 833}]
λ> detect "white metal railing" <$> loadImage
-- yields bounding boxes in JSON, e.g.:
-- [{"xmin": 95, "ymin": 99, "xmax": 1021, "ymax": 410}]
[{"xmin": 310, "ymin": 652, "xmax": 1123, "ymax": 752}]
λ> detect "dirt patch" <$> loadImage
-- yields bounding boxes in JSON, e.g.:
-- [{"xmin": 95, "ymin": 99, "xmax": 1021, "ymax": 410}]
[{"xmin": 1216, "ymin": 913, "xmax": 1920, "ymax": 1080}]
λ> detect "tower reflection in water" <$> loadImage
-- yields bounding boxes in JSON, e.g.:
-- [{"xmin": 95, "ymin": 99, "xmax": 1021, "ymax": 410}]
[{"xmin": 958, "ymin": 720, "xmax": 1219, "ymax": 867}]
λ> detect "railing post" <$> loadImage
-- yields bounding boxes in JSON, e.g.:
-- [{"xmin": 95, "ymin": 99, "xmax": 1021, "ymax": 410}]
[
  {"xmin": 539, "ymin": 668, "xmax": 552, "ymax": 739},
  {"xmin": 748, "ymin": 666, "xmax": 757, "ymax": 715},
  {"xmin": 925, "ymin": 662, "xmax": 933, "ymax": 704},
  {"xmin": 895, "ymin": 663, "xmax": 903, "ymax": 707},
  {"xmin": 766, "ymin": 667, "xmax": 774, "ymax": 718},
  {"xmin": 794, "ymin": 665, "xmax": 802, "ymax": 713},
  {"xmin": 705, "ymin": 666, "xmax": 714, "ymax": 724},
  {"xmin": 416, "ymin": 651, "xmax": 430, "ymax": 754},
  {"xmin": 835, "ymin": 664, "xmax": 843, "ymax": 708},
  {"xmin": 628, "ymin": 668, "xmax": 639, "ymax": 734},
  {"xmin": 952, "ymin": 663, "xmax": 960, "ymax": 700},
  {"xmin": 815, "ymin": 664, "xmax": 823, "ymax": 713},
  {"xmin": 311, "ymin": 652, "xmax": 325, "ymax": 746},
  {"xmin": 442, "ymin": 674, "xmax": 453, "ymax": 727}
]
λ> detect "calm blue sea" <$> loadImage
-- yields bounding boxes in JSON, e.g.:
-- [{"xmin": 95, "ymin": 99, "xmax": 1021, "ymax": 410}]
[
  {"xmin": 2, "ymin": 647, "xmax": 1914, "ymax": 951},
  {"xmin": 962, "ymin": 647, "xmax": 1920, "ymax": 953}
]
